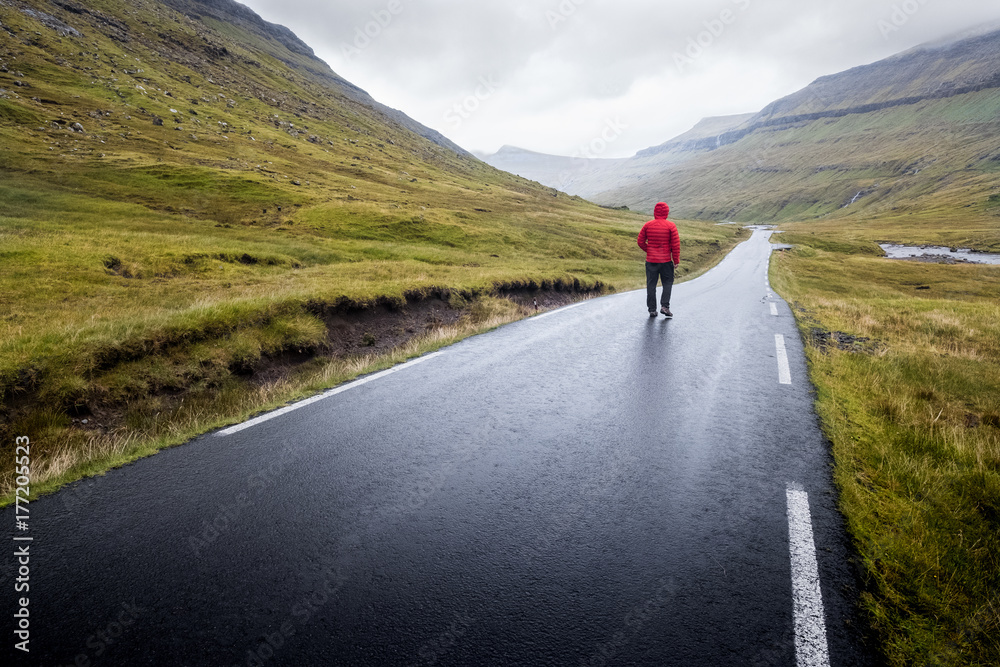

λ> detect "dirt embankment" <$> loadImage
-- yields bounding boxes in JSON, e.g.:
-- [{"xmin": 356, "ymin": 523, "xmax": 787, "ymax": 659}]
[
  {"xmin": 26, "ymin": 281, "xmax": 607, "ymax": 438},
  {"xmin": 251, "ymin": 283, "xmax": 605, "ymax": 387}
]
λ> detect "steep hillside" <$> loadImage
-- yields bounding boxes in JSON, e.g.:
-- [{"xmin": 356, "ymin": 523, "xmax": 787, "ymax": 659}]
[
  {"xmin": 591, "ymin": 25, "xmax": 1000, "ymax": 221},
  {"xmin": 633, "ymin": 113, "xmax": 756, "ymax": 157},
  {"xmin": 157, "ymin": 0, "xmax": 470, "ymax": 155},
  {"xmin": 0, "ymin": 0, "xmax": 648, "ymax": 350},
  {"xmin": 749, "ymin": 23, "xmax": 1000, "ymax": 128}
]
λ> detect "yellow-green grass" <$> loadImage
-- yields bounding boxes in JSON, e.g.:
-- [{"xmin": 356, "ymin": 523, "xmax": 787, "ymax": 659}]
[
  {"xmin": 771, "ymin": 222, "xmax": 1000, "ymax": 665},
  {"xmin": 0, "ymin": 295, "xmax": 550, "ymax": 505},
  {"xmin": 0, "ymin": 169, "xmax": 745, "ymax": 503},
  {"xmin": 781, "ymin": 207, "xmax": 1000, "ymax": 253}
]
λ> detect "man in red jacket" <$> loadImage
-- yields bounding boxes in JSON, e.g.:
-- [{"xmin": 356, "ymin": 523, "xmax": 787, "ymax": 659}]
[{"xmin": 637, "ymin": 202, "xmax": 681, "ymax": 318}]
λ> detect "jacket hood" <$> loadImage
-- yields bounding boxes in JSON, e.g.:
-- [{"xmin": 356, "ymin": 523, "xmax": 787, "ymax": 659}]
[{"xmin": 654, "ymin": 202, "xmax": 670, "ymax": 219}]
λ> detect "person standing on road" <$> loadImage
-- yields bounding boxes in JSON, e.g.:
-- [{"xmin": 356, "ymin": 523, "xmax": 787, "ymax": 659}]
[{"xmin": 637, "ymin": 202, "xmax": 681, "ymax": 318}]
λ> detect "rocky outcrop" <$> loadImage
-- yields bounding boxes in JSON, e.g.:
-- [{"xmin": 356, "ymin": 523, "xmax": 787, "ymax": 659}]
[{"xmin": 157, "ymin": 0, "xmax": 471, "ymax": 156}]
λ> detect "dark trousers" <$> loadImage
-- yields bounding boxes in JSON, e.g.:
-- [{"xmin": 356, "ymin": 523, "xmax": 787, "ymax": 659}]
[{"xmin": 645, "ymin": 262, "xmax": 674, "ymax": 312}]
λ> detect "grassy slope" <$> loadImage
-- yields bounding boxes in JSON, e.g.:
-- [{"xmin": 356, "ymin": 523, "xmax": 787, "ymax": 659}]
[
  {"xmin": 600, "ymin": 89, "xmax": 1000, "ymax": 222},
  {"xmin": 0, "ymin": 0, "xmax": 745, "ymax": 500},
  {"xmin": 771, "ymin": 216, "xmax": 1000, "ymax": 665}
]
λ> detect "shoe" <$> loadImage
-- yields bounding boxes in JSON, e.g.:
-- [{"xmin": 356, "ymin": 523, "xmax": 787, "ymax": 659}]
[
  {"xmin": 649, "ymin": 310, "xmax": 657, "ymax": 318},
  {"xmin": 660, "ymin": 307, "xmax": 673, "ymax": 318}
]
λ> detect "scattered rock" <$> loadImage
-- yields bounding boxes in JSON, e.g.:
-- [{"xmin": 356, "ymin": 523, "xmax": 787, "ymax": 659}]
[
  {"xmin": 810, "ymin": 328, "xmax": 881, "ymax": 354},
  {"xmin": 19, "ymin": 7, "xmax": 82, "ymax": 37},
  {"xmin": 152, "ymin": 116, "xmax": 163, "ymax": 126},
  {"xmin": 903, "ymin": 255, "xmax": 974, "ymax": 265},
  {"xmin": 70, "ymin": 122, "xmax": 85, "ymax": 133}
]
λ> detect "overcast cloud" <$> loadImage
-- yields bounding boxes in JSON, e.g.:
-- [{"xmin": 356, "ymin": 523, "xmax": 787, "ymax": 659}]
[{"xmin": 237, "ymin": 0, "xmax": 1000, "ymax": 158}]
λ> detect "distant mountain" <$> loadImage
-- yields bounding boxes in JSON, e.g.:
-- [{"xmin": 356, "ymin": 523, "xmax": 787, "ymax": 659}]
[
  {"xmin": 483, "ymin": 24, "xmax": 1000, "ymax": 220},
  {"xmin": 476, "ymin": 145, "xmax": 627, "ymax": 198},
  {"xmin": 633, "ymin": 113, "xmax": 756, "ymax": 158},
  {"xmin": 477, "ymin": 113, "xmax": 756, "ymax": 200},
  {"xmin": 592, "ymin": 23, "xmax": 1000, "ymax": 219}
]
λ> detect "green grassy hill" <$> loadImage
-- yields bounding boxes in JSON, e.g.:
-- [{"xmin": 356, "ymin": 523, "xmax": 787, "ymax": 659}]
[
  {"xmin": 0, "ymin": 0, "xmax": 744, "ymax": 499},
  {"xmin": 600, "ymin": 89, "xmax": 1000, "ymax": 223},
  {"xmin": 595, "ymin": 26, "xmax": 1000, "ymax": 222}
]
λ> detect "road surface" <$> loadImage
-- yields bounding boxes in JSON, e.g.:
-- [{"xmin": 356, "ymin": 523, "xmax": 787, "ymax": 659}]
[{"xmin": 5, "ymin": 229, "xmax": 871, "ymax": 666}]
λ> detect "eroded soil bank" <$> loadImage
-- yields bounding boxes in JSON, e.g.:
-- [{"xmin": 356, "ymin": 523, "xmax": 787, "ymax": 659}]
[
  {"xmin": 0, "ymin": 282, "xmax": 608, "ymax": 502},
  {"xmin": 250, "ymin": 285, "xmax": 603, "ymax": 388}
]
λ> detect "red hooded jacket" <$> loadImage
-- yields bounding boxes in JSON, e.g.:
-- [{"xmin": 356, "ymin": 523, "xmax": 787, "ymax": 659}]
[{"xmin": 637, "ymin": 202, "xmax": 680, "ymax": 264}]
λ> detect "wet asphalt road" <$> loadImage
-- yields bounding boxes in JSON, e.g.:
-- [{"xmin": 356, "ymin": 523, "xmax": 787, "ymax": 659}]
[{"xmin": 6, "ymin": 229, "xmax": 872, "ymax": 666}]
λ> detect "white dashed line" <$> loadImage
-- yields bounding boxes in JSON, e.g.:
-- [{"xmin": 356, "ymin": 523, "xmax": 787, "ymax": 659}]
[
  {"xmin": 216, "ymin": 352, "xmax": 444, "ymax": 436},
  {"xmin": 786, "ymin": 483, "xmax": 831, "ymax": 667},
  {"xmin": 775, "ymin": 334, "xmax": 792, "ymax": 385},
  {"xmin": 770, "ymin": 302, "xmax": 779, "ymax": 316}
]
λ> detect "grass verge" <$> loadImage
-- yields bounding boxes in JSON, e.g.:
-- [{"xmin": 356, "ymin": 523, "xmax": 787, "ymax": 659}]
[
  {"xmin": 770, "ymin": 222, "xmax": 1000, "ymax": 666},
  {"xmin": 0, "ymin": 221, "xmax": 746, "ymax": 506},
  {"xmin": 0, "ymin": 293, "xmax": 546, "ymax": 504}
]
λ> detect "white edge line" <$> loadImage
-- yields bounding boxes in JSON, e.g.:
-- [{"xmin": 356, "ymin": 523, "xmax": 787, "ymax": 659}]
[
  {"xmin": 786, "ymin": 483, "xmax": 832, "ymax": 667},
  {"xmin": 770, "ymin": 302, "xmax": 779, "ymax": 316},
  {"xmin": 216, "ymin": 351, "xmax": 444, "ymax": 436},
  {"xmin": 530, "ymin": 300, "xmax": 589, "ymax": 321},
  {"xmin": 775, "ymin": 334, "xmax": 792, "ymax": 385}
]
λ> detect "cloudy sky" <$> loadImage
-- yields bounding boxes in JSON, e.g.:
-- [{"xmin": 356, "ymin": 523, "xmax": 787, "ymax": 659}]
[{"xmin": 237, "ymin": 0, "xmax": 999, "ymax": 158}]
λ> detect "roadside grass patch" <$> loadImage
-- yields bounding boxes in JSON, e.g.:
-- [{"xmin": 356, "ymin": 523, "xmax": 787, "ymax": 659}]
[{"xmin": 771, "ymin": 226, "xmax": 1000, "ymax": 666}]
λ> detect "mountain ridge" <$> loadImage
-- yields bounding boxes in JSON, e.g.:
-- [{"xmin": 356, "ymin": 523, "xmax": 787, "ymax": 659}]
[
  {"xmin": 154, "ymin": 0, "xmax": 471, "ymax": 156},
  {"xmin": 482, "ymin": 22, "xmax": 1000, "ymax": 220}
]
